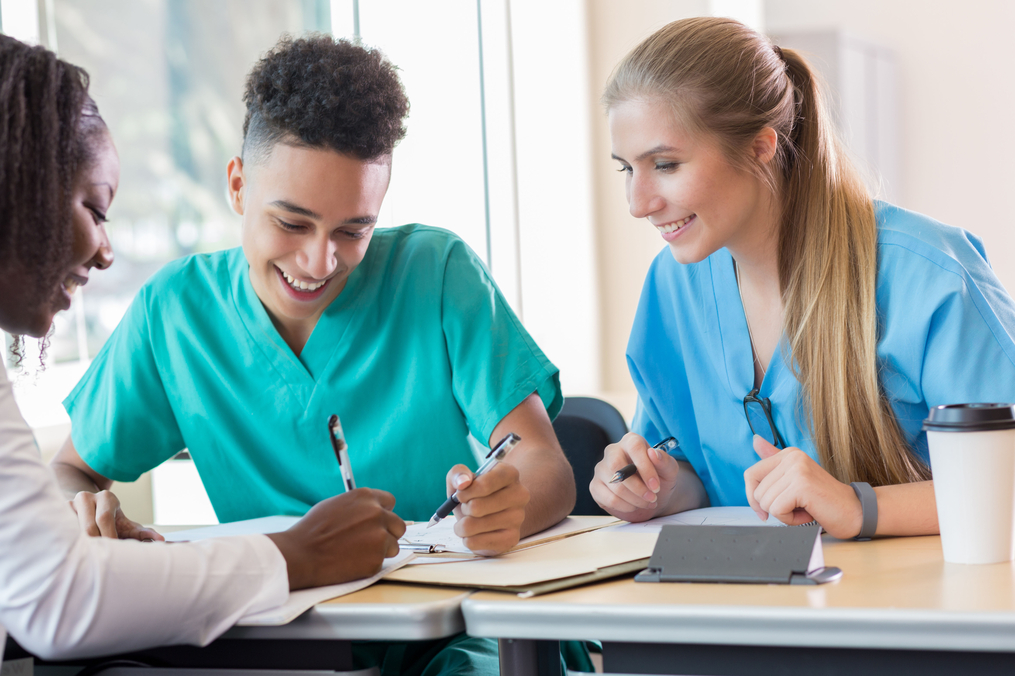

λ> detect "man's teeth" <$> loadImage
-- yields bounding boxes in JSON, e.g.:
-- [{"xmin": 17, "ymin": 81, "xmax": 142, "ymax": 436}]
[
  {"xmin": 658, "ymin": 215, "xmax": 694, "ymax": 234},
  {"xmin": 282, "ymin": 270, "xmax": 325, "ymax": 292},
  {"xmin": 63, "ymin": 278, "xmax": 79, "ymax": 294}
]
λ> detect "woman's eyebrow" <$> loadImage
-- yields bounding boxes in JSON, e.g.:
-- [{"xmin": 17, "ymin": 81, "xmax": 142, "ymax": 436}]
[{"xmin": 610, "ymin": 145, "xmax": 682, "ymax": 163}]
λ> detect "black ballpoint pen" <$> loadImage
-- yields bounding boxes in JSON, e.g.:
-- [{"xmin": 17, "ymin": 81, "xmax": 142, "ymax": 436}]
[
  {"xmin": 609, "ymin": 437, "xmax": 679, "ymax": 484},
  {"xmin": 427, "ymin": 433, "xmax": 521, "ymax": 528},
  {"xmin": 328, "ymin": 414, "xmax": 356, "ymax": 492}
]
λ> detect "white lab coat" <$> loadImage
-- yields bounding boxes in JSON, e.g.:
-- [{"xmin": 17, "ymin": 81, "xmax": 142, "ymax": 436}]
[{"xmin": 0, "ymin": 364, "xmax": 288, "ymax": 664}]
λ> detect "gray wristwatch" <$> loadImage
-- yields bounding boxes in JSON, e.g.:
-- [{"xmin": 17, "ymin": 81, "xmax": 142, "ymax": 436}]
[{"xmin": 850, "ymin": 481, "xmax": 878, "ymax": 541}]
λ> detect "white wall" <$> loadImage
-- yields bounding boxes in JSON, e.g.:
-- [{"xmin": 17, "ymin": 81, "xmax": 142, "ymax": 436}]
[{"xmin": 766, "ymin": 0, "xmax": 1015, "ymax": 294}]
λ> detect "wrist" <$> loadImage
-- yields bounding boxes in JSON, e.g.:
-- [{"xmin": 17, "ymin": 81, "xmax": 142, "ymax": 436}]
[{"xmin": 850, "ymin": 481, "xmax": 878, "ymax": 540}]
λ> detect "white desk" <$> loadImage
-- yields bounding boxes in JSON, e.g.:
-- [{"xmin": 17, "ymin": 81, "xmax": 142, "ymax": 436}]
[
  {"xmin": 7, "ymin": 583, "xmax": 469, "ymax": 673},
  {"xmin": 463, "ymin": 535, "xmax": 1015, "ymax": 675}
]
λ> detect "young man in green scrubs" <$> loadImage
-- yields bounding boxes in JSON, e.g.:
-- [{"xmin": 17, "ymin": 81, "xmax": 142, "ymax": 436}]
[{"xmin": 51, "ymin": 36, "xmax": 582, "ymax": 674}]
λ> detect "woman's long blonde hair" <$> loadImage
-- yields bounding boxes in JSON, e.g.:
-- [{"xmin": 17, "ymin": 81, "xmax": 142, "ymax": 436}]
[{"xmin": 604, "ymin": 17, "xmax": 929, "ymax": 486}]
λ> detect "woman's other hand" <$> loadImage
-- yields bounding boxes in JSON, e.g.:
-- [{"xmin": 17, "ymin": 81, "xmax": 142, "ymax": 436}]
[
  {"xmin": 744, "ymin": 435, "xmax": 863, "ymax": 539},
  {"xmin": 69, "ymin": 489, "xmax": 164, "ymax": 541}
]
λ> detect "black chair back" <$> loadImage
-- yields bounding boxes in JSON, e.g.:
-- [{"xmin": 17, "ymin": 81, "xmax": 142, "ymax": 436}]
[{"xmin": 552, "ymin": 397, "xmax": 629, "ymax": 516}]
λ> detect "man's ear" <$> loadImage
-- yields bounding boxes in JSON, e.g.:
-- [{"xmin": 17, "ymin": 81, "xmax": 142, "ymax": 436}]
[
  {"xmin": 226, "ymin": 156, "xmax": 246, "ymax": 216},
  {"xmin": 752, "ymin": 127, "xmax": 779, "ymax": 165}
]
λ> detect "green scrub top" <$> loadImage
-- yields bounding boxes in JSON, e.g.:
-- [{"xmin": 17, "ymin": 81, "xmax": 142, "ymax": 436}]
[{"xmin": 64, "ymin": 225, "xmax": 562, "ymax": 523}]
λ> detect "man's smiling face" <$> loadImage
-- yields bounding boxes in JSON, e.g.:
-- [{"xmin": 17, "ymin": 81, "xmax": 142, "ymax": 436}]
[{"xmin": 229, "ymin": 142, "xmax": 390, "ymax": 338}]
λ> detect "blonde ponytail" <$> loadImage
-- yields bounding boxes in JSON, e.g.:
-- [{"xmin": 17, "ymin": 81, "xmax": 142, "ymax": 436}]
[{"xmin": 605, "ymin": 18, "xmax": 929, "ymax": 486}]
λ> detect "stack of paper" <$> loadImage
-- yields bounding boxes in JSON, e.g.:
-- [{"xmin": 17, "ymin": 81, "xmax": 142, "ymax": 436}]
[
  {"xmin": 400, "ymin": 514, "xmax": 619, "ymax": 564},
  {"xmin": 387, "ymin": 528, "xmax": 657, "ymax": 597}
]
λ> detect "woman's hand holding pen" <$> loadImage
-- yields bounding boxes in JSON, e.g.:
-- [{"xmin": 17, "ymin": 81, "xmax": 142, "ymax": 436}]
[
  {"xmin": 744, "ymin": 435, "xmax": 863, "ymax": 539},
  {"xmin": 266, "ymin": 488, "xmax": 405, "ymax": 591},
  {"xmin": 590, "ymin": 433, "xmax": 681, "ymax": 522},
  {"xmin": 445, "ymin": 462, "xmax": 529, "ymax": 557}
]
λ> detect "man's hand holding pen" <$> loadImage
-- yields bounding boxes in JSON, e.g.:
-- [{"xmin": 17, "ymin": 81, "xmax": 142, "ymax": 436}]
[{"xmin": 444, "ymin": 462, "xmax": 530, "ymax": 556}]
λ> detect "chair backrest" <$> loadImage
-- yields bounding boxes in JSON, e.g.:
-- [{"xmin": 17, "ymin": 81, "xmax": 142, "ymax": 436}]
[{"xmin": 552, "ymin": 396, "xmax": 630, "ymax": 516}]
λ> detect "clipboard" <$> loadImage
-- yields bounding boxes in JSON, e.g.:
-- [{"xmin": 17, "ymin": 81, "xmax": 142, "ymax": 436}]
[{"xmin": 635, "ymin": 525, "xmax": 842, "ymax": 585}]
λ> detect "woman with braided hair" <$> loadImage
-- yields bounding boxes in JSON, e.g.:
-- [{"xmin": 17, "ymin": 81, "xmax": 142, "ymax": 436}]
[
  {"xmin": 591, "ymin": 17, "xmax": 1015, "ymax": 539},
  {"xmin": 0, "ymin": 35, "xmax": 403, "ymax": 664}
]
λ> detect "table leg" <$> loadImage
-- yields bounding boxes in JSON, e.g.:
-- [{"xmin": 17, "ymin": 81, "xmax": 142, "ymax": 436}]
[{"xmin": 498, "ymin": 638, "xmax": 561, "ymax": 676}]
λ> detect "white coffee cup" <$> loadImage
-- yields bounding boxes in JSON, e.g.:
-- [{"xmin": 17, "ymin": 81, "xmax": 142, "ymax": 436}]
[{"xmin": 924, "ymin": 403, "xmax": 1015, "ymax": 565}]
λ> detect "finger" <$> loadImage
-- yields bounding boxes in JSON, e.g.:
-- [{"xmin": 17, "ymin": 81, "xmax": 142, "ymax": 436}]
[
  {"xmin": 589, "ymin": 479, "xmax": 643, "ymax": 515},
  {"xmin": 609, "ymin": 477, "xmax": 659, "ymax": 509},
  {"xmin": 454, "ymin": 505, "xmax": 526, "ymax": 539},
  {"xmin": 458, "ymin": 481, "xmax": 529, "ymax": 519},
  {"xmin": 445, "ymin": 464, "xmax": 474, "ymax": 496},
  {"xmin": 455, "ymin": 463, "xmax": 518, "ymax": 503},
  {"xmin": 744, "ymin": 453, "xmax": 786, "ymax": 520},
  {"xmin": 385, "ymin": 512, "xmax": 407, "ymax": 539},
  {"xmin": 95, "ymin": 505, "xmax": 120, "ymax": 539},
  {"xmin": 384, "ymin": 534, "xmax": 401, "ymax": 559},
  {"xmin": 762, "ymin": 475, "xmax": 813, "ymax": 526},
  {"xmin": 73, "ymin": 494, "xmax": 101, "ymax": 537},
  {"xmin": 649, "ymin": 445, "xmax": 681, "ymax": 485},
  {"xmin": 592, "ymin": 461, "xmax": 658, "ymax": 510},
  {"xmin": 753, "ymin": 434, "xmax": 781, "ymax": 460},
  {"xmin": 620, "ymin": 434, "xmax": 662, "ymax": 494},
  {"xmin": 131, "ymin": 523, "xmax": 167, "ymax": 539},
  {"xmin": 370, "ymin": 489, "xmax": 397, "ymax": 511}
]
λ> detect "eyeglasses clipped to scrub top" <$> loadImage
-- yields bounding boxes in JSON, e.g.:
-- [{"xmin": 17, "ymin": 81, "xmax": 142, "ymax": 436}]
[{"xmin": 743, "ymin": 388, "xmax": 785, "ymax": 449}]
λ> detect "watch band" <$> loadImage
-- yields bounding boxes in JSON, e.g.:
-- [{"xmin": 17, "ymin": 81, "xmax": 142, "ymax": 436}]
[{"xmin": 850, "ymin": 481, "xmax": 878, "ymax": 541}]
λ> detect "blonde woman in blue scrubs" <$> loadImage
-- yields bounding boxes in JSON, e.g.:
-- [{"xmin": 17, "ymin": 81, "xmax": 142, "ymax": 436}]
[
  {"xmin": 49, "ymin": 35, "xmax": 583, "ymax": 676},
  {"xmin": 590, "ymin": 17, "xmax": 1015, "ymax": 539}
]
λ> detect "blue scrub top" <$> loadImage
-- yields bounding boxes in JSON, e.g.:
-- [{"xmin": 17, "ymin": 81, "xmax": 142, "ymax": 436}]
[
  {"xmin": 628, "ymin": 202, "xmax": 1015, "ymax": 507},
  {"xmin": 65, "ymin": 225, "xmax": 562, "ymax": 523}
]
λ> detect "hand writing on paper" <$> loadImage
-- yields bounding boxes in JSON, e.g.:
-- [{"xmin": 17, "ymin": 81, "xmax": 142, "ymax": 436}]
[
  {"xmin": 266, "ymin": 488, "xmax": 405, "ymax": 591},
  {"xmin": 446, "ymin": 462, "xmax": 529, "ymax": 557},
  {"xmin": 69, "ymin": 489, "xmax": 164, "ymax": 541},
  {"xmin": 589, "ymin": 433, "xmax": 682, "ymax": 522},
  {"xmin": 744, "ymin": 435, "xmax": 864, "ymax": 539}
]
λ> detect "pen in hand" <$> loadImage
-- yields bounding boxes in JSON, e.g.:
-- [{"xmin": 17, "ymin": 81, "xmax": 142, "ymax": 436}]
[
  {"xmin": 609, "ymin": 437, "xmax": 679, "ymax": 484},
  {"xmin": 328, "ymin": 414, "xmax": 356, "ymax": 492},
  {"xmin": 427, "ymin": 432, "xmax": 521, "ymax": 528}
]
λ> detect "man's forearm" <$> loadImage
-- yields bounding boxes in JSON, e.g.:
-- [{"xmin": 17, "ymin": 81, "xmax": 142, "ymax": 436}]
[{"xmin": 516, "ymin": 452, "xmax": 576, "ymax": 537}]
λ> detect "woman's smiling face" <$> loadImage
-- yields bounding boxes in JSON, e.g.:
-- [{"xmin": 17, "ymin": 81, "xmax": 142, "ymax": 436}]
[
  {"xmin": 0, "ymin": 130, "xmax": 118, "ymax": 338},
  {"xmin": 609, "ymin": 98, "xmax": 773, "ymax": 265}
]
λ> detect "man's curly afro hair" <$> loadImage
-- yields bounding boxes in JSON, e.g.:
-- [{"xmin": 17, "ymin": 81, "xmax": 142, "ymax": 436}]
[{"xmin": 242, "ymin": 34, "xmax": 408, "ymax": 163}]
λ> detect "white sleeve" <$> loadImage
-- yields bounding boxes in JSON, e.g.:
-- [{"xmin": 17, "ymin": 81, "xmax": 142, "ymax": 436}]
[{"xmin": 0, "ymin": 366, "xmax": 289, "ymax": 660}]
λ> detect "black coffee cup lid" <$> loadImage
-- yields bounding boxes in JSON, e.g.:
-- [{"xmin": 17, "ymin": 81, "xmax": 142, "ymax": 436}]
[{"xmin": 923, "ymin": 403, "xmax": 1015, "ymax": 432}]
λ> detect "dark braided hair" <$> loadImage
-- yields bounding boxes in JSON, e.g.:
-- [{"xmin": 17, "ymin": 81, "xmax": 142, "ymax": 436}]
[
  {"xmin": 0, "ymin": 36, "xmax": 106, "ymax": 363},
  {"xmin": 242, "ymin": 34, "xmax": 409, "ymax": 164}
]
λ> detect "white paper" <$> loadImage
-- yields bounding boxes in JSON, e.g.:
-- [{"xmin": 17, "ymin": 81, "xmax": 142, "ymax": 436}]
[
  {"xmin": 400, "ymin": 518, "xmax": 472, "ymax": 554},
  {"xmin": 400, "ymin": 515, "xmax": 621, "ymax": 563},
  {"xmin": 162, "ymin": 515, "xmax": 301, "ymax": 542},
  {"xmin": 238, "ymin": 549, "xmax": 415, "ymax": 626},
  {"xmin": 605, "ymin": 506, "xmax": 787, "ymax": 533}
]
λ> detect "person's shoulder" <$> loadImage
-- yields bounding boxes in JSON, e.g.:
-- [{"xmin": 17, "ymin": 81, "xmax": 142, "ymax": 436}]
[
  {"xmin": 875, "ymin": 201, "xmax": 990, "ymax": 275},
  {"xmin": 367, "ymin": 224, "xmax": 479, "ymax": 273},
  {"xmin": 372, "ymin": 224, "xmax": 469, "ymax": 253},
  {"xmin": 141, "ymin": 248, "xmax": 240, "ymax": 309}
]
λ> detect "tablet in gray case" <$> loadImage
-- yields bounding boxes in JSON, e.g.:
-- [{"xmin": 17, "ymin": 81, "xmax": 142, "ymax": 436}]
[{"xmin": 635, "ymin": 525, "xmax": 842, "ymax": 585}]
